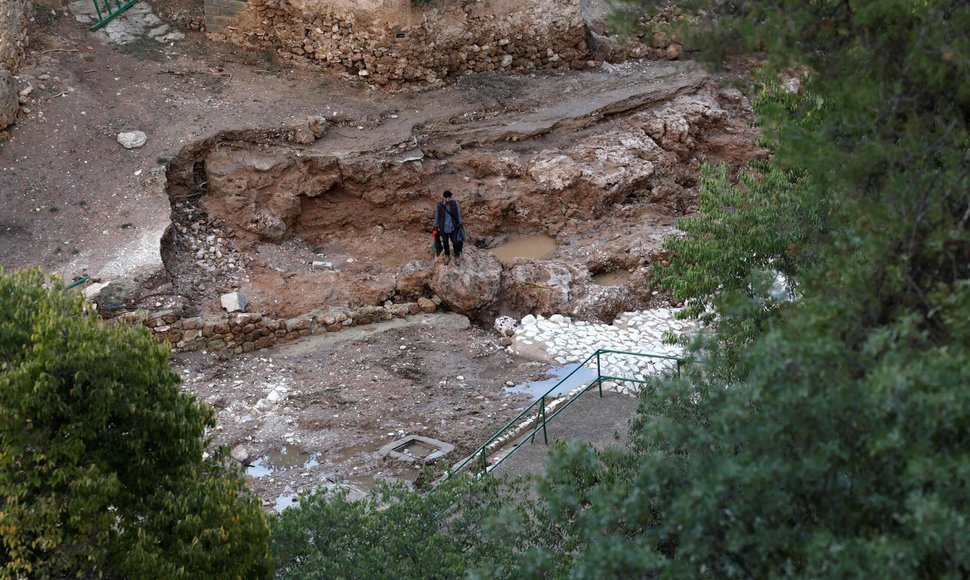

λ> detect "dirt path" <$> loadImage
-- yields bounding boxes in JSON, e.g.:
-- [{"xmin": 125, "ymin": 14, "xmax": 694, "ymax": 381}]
[{"xmin": 173, "ymin": 312, "xmax": 553, "ymax": 508}]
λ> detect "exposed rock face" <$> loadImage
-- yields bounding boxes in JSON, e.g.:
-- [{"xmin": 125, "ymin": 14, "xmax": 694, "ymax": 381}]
[
  {"xmin": 0, "ymin": 0, "xmax": 31, "ymax": 72},
  {"xmin": 430, "ymin": 248, "xmax": 503, "ymax": 319},
  {"xmin": 0, "ymin": 0, "xmax": 29, "ymax": 130},
  {"xmin": 396, "ymin": 261, "xmax": 433, "ymax": 301},
  {"xmin": 160, "ymin": 63, "xmax": 766, "ymax": 320},
  {"xmin": 219, "ymin": 0, "xmax": 671, "ymax": 88},
  {"xmin": 501, "ymin": 260, "xmax": 583, "ymax": 316},
  {"xmin": 0, "ymin": 70, "xmax": 17, "ymax": 130}
]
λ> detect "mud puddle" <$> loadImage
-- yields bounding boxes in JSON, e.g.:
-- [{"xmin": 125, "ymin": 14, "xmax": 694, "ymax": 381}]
[
  {"xmin": 489, "ymin": 234, "xmax": 558, "ymax": 262},
  {"xmin": 247, "ymin": 446, "xmax": 320, "ymax": 478},
  {"xmin": 506, "ymin": 363, "xmax": 598, "ymax": 400}
]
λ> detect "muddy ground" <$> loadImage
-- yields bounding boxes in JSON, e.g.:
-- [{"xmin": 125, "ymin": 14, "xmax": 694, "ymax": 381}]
[
  {"xmin": 174, "ymin": 312, "xmax": 553, "ymax": 508},
  {"xmin": 2, "ymin": 4, "xmax": 758, "ymax": 509}
]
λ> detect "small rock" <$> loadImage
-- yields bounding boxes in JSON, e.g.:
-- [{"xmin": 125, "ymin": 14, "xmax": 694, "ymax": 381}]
[
  {"xmin": 221, "ymin": 292, "xmax": 247, "ymax": 313},
  {"xmin": 83, "ymin": 281, "xmax": 111, "ymax": 301},
  {"xmin": 231, "ymin": 445, "xmax": 249, "ymax": 463},
  {"xmin": 117, "ymin": 130, "xmax": 147, "ymax": 149}
]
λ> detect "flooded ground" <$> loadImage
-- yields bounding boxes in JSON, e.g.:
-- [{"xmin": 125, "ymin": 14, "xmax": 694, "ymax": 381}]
[
  {"xmin": 505, "ymin": 363, "xmax": 599, "ymax": 400},
  {"xmin": 489, "ymin": 235, "xmax": 559, "ymax": 262}
]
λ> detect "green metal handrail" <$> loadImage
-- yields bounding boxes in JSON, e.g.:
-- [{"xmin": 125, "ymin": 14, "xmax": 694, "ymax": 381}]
[
  {"xmin": 65, "ymin": 276, "xmax": 90, "ymax": 290},
  {"xmin": 90, "ymin": 0, "xmax": 138, "ymax": 31},
  {"xmin": 434, "ymin": 348, "xmax": 684, "ymax": 489}
]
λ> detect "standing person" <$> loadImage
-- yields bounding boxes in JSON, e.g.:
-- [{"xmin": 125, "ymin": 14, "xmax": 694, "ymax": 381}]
[{"xmin": 434, "ymin": 190, "xmax": 464, "ymax": 266}]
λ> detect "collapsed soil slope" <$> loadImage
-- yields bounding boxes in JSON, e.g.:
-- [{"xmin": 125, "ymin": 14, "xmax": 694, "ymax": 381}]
[{"xmin": 162, "ymin": 60, "xmax": 764, "ymax": 324}]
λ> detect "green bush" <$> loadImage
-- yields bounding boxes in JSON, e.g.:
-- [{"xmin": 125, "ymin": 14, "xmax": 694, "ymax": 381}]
[
  {"xmin": 271, "ymin": 476, "xmax": 558, "ymax": 579},
  {"xmin": 0, "ymin": 269, "xmax": 271, "ymax": 577},
  {"xmin": 516, "ymin": 0, "xmax": 970, "ymax": 576}
]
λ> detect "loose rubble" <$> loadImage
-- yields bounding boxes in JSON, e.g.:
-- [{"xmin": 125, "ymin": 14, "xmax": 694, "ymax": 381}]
[{"xmin": 508, "ymin": 309, "xmax": 695, "ymax": 395}]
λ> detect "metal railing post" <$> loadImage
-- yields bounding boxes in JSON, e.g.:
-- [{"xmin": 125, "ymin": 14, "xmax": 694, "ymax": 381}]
[
  {"xmin": 539, "ymin": 396, "xmax": 548, "ymax": 445},
  {"xmin": 596, "ymin": 350, "xmax": 603, "ymax": 397},
  {"xmin": 479, "ymin": 448, "xmax": 487, "ymax": 476}
]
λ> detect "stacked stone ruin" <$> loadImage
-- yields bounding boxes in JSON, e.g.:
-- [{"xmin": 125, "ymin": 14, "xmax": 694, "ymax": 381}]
[
  {"xmin": 116, "ymin": 296, "xmax": 442, "ymax": 355},
  {"xmin": 213, "ymin": 0, "xmax": 683, "ymax": 88},
  {"xmin": 0, "ymin": 0, "xmax": 31, "ymax": 130}
]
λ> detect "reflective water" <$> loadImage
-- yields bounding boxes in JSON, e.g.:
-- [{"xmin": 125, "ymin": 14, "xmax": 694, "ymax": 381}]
[
  {"xmin": 489, "ymin": 234, "xmax": 558, "ymax": 262},
  {"xmin": 247, "ymin": 446, "xmax": 320, "ymax": 478},
  {"xmin": 505, "ymin": 364, "xmax": 598, "ymax": 400},
  {"xmin": 378, "ymin": 255, "xmax": 407, "ymax": 267},
  {"xmin": 393, "ymin": 439, "xmax": 437, "ymax": 459},
  {"xmin": 274, "ymin": 494, "xmax": 300, "ymax": 513}
]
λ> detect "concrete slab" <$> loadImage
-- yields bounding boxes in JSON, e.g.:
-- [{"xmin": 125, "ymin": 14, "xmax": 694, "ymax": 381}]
[{"xmin": 489, "ymin": 389, "xmax": 639, "ymax": 481}]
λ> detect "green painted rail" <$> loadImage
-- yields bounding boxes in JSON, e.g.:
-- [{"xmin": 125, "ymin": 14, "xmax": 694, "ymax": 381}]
[
  {"xmin": 90, "ymin": 0, "xmax": 138, "ymax": 31},
  {"xmin": 65, "ymin": 276, "xmax": 90, "ymax": 290},
  {"xmin": 433, "ymin": 348, "xmax": 684, "ymax": 490}
]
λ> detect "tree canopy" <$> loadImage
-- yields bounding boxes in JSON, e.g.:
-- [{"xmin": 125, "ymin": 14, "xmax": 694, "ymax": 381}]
[
  {"xmin": 0, "ymin": 269, "xmax": 271, "ymax": 578},
  {"xmin": 519, "ymin": 0, "xmax": 970, "ymax": 576}
]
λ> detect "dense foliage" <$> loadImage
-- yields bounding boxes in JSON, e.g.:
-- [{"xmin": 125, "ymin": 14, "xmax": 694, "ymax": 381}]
[
  {"xmin": 272, "ymin": 477, "xmax": 560, "ymax": 579},
  {"xmin": 521, "ymin": 0, "xmax": 970, "ymax": 576},
  {"xmin": 0, "ymin": 270, "xmax": 271, "ymax": 578}
]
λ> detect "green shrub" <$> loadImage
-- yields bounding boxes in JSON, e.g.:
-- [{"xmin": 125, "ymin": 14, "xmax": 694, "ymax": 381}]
[{"xmin": 0, "ymin": 269, "xmax": 271, "ymax": 577}]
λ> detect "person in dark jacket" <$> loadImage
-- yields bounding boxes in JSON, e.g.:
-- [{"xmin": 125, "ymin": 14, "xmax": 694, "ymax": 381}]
[{"xmin": 433, "ymin": 190, "xmax": 464, "ymax": 266}]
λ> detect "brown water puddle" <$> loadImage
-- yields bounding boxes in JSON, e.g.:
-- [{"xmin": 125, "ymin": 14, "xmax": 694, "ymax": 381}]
[
  {"xmin": 592, "ymin": 271, "xmax": 632, "ymax": 286},
  {"xmin": 489, "ymin": 234, "xmax": 558, "ymax": 262}
]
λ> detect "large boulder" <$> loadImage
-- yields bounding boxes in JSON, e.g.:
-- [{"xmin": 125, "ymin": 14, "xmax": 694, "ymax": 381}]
[
  {"xmin": 501, "ymin": 260, "xmax": 587, "ymax": 317},
  {"xmin": 430, "ymin": 247, "xmax": 502, "ymax": 318},
  {"xmin": 96, "ymin": 278, "xmax": 142, "ymax": 312},
  {"xmin": 0, "ymin": 69, "xmax": 18, "ymax": 130},
  {"xmin": 395, "ymin": 260, "xmax": 432, "ymax": 301}
]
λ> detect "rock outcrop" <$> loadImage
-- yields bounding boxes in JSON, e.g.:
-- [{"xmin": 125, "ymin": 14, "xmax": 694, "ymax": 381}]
[
  {"xmin": 0, "ymin": 70, "xmax": 18, "ymax": 130},
  {"xmin": 430, "ymin": 248, "xmax": 503, "ymax": 319},
  {"xmin": 0, "ymin": 0, "xmax": 30, "ymax": 130},
  {"xmin": 0, "ymin": 0, "xmax": 30, "ymax": 72}
]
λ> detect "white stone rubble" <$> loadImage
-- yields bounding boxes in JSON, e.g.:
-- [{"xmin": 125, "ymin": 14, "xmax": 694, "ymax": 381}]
[
  {"xmin": 117, "ymin": 130, "xmax": 147, "ymax": 149},
  {"xmin": 508, "ymin": 308, "xmax": 695, "ymax": 396}
]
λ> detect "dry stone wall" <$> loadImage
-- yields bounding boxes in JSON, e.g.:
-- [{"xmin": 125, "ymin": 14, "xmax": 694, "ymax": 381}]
[
  {"xmin": 205, "ymin": 0, "xmax": 249, "ymax": 34},
  {"xmin": 0, "ymin": 0, "xmax": 30, "ymax": 130},
  {"xmin": 117, "ymin": 298, "xmax": 441, "ymax": 355},
  {"xmin": 218, "ymin": 0, "xmax": 661, "ymax": 88},
  {"xmin": 0, "ymin": 0, "xmax": 31, "ymax": 72}
]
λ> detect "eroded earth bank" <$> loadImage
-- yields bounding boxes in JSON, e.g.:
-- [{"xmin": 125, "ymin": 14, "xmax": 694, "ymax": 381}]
[
  {"xmin": 155, "ymin": 60, "xmax": 764, "ymax": 504},
  {"xmin": 3, "ymin": 6, "xmax": 764, "ymax": 508}
]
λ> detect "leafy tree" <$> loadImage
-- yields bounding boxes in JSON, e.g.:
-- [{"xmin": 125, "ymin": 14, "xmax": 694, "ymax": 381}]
[
  {"xmin": 0, "ymin": 269, "xmax": 271, "ymax": 578},
  {"xmin": 518, "ymin": 0, "xmax": 970, "ymax": 576},
  {"xmin": 272, "ymin": 476, "xmax": 555, "ymax": 579}
]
